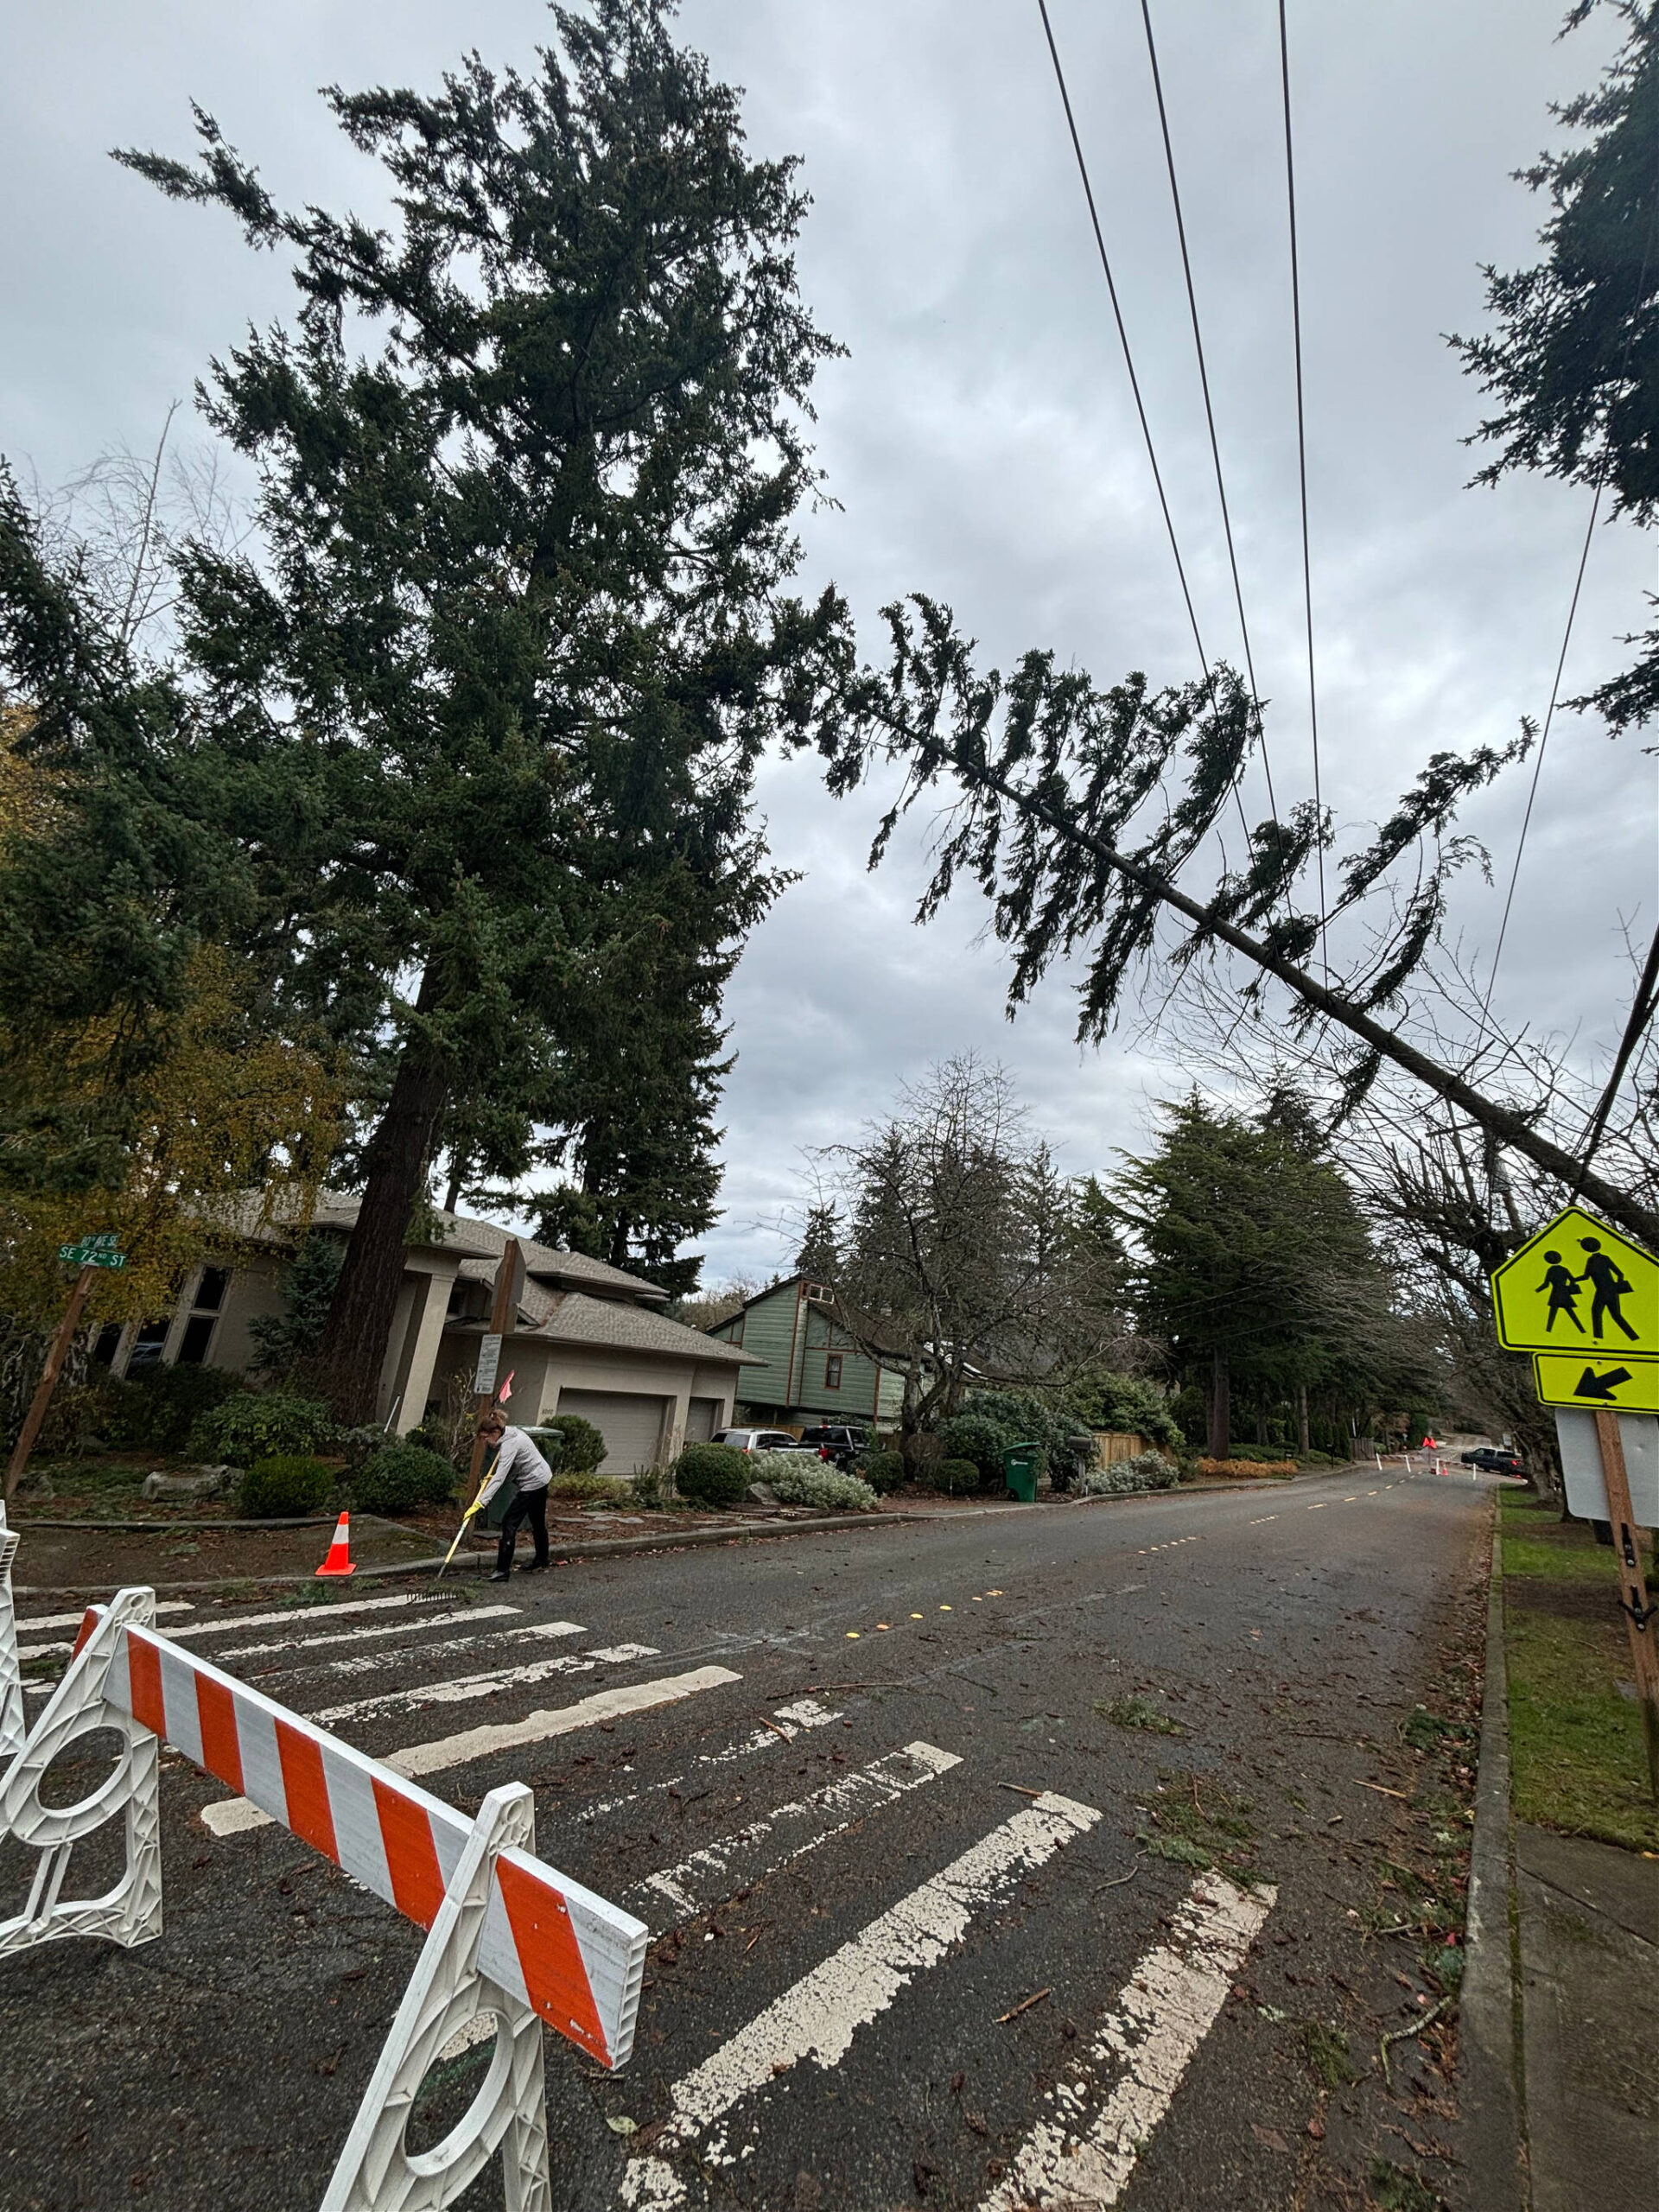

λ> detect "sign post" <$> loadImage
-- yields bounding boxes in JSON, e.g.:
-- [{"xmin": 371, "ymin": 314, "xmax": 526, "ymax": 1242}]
[
  {"xmin": 3, "ymin": 1236, "xmax": 127, "ymax": 1503},
  {"xmin": 1491, "ymin": 1206, "xmax": 1659, "ymax": 1801},
  {"xmin": 1590, "ymin": 1410, "xmax": 1659, "ymax": 1800},
  {"xmin": 464, "ymin": 1240, "xmax": 526, "ymax": 1506}
]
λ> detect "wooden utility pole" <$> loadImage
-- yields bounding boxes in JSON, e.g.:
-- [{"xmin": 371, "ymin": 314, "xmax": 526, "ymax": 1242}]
[
  {"xmin": 464, "ymin": 1240, "xmax": 526, "ymax": 1505},
  {"xmin": 1592, "ymin": 1409, "xmax": 1659, "ymax": 1802},
  {"xmin": 4, "ymin": 1264, "xmax": 97, "ymax": 1502}
]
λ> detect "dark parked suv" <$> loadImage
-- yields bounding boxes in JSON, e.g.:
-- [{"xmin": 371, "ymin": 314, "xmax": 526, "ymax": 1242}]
[{"xmin": 796, "ymin": 1424, "xmax": 871, "ymax": 1469}]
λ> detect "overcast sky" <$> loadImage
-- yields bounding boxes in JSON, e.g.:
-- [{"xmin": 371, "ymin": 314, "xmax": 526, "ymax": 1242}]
[{"xmin": 4, "ymin": 1, "xmax": 1654, "ymax": 1282}]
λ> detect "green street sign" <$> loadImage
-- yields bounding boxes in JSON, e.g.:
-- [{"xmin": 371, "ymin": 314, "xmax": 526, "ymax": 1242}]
[{"xmin": 59, "ymin": 1233, "xmax": 126, "ymax": 1269}]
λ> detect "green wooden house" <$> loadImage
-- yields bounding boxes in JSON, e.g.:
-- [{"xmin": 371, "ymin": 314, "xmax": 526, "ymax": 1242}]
[{"xmin": 703, "ymin": 1274, "xmax": 905, "ymax": 1430}]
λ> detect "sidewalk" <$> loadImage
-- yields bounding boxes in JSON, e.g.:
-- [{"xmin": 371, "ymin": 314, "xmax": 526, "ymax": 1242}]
[
  {"xmin": 1516, "ymin": 1823, "xmax": 1658, "ymax": 2212},
  {"xmin": 1465, "ymin": 1495, "xmax": 1659, "ymax": 2212}
]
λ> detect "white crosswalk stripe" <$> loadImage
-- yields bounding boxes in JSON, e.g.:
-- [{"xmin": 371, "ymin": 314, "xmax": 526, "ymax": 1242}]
[
  {"xmin": 308, "ymin": 1640, "xmax": 658, "ymax": 1726},
  {"xmin": 578, "ymin": 1698, "xmax": 844, "ymax": 1826},
  {"xmin": 217, "ymin": 1603, "xmax": 524, "ymax": 1661},
  {"xmin": 624, "ymin": 1739, "xmax": 962, "ymax": 1931},
  {"xmin": 620, "ymin": 1790, "xmax": 1102, "ymax": 2209},
  {"xmin": 199, "ymin": 1664, "xmax": 742, "ymax": 1834},
  {"xmin": 248, "ymin": 1618, "xmax": 585, "ymax": 1691},
  {"xmin": 978, "ymin": 1871, "xmax": 1275, "ymax": 2209}
]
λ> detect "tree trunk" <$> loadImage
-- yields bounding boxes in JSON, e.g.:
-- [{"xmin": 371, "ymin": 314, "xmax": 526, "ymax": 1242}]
[
  {"xmin": 1296, "ymin": 1382, "xmax": 1310, "ymax": 1459},
  {"xmin": 315, "ymin": 1031, "xmax": 451, "ymax": 1426},
  {"xmin": 1207, "ymin": 1348, "xmax": 1230, "ymax": 1460},
  {"xmin": 1254, "ymin": 1395, "xmax": 1268, "ymax": 1447}
]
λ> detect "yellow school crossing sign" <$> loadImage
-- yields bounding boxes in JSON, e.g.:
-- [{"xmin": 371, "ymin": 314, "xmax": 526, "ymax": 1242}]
[{"xmin": 1490, "ymin": 1205, "xmax": 1659, "ymax": 1357}]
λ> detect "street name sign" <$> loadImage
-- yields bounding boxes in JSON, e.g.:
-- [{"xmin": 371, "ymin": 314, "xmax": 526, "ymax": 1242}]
[
  {"xmin": 1533, "ymin": 1351, "xmax": 1659, "ymax": 1415},
  {"xmin": 57, "ymin": 1233, "xmax": 125, "ymax": 1270},
  {"xmin": 1490, "ymin": 1205, "xmax": 1659, "ymax": 1356}
]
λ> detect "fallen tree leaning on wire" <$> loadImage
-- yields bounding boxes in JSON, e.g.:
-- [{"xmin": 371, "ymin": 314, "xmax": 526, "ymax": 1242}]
[{"xmin": 802, "ymin": 594, "xmax": 1658, "ymax": 1249}]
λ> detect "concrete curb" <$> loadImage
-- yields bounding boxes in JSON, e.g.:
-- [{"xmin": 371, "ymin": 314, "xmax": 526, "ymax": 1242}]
[{"xmin": 1460, "ymin": 1508, "xmax": 1527, "ymax": 2212}]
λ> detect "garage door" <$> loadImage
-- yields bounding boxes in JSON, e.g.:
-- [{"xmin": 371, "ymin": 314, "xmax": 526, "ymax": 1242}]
[
  {"xmin": 555, "ymin": 1389, "xmax": 668, "ymax": 1475},
  {"xmin": 684, "ymin": 1397, "xmax": 721, "ymax": 1443}
]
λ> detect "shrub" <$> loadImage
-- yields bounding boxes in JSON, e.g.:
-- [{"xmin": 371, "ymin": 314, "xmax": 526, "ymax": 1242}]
[
  {"xmin": 753, "ymin": 1456, "xmax": 878, "ymax": 1511},
  {"xmin": 671, "ymin": 1442, "xmax": 752, "ymax": 1508},
  {"xmin": 190, "ymin": 1390, "xmax": 334, "ymax": 1465},
  {"xmin": 352, "ymin": 1440, "xmax": 457, "ymax": 1515},
  {"xmin": 923, "ymin": 1456, "xmax": 983, "ymax": 1496},
  {"xmin": 938, "ymin": 1414, "xmax": 1014, "ymax": 1490},
  {"xmin": 240, "ymin": 1455, "xmax": 334, "ymax": 1517},
  {"xmin": 861, "ymin": 1449, "xmax": 906, "ymax": 1495},
  {"xmin": 1196, "ymin": 1456, "xmax": 1298, "ymax": 1478},
  {"xmin": 1065, "ymin": 1370, "xmax": 1184, "ymax": 1452},
  {"xmin": 531, "ymin": 1414, "xmax": 607, "ymax": 1474},
  {"xmin": 94, "ymin": 1363, "xmax": 242, "ymax": 1453},
  {"xmin": 548, "ymin": 1470, "xmax": 632, "ymax": 1504},
  {"xmin": 1077, "ymin": 1450, "xmax": 1179, "ymax": 1497}
]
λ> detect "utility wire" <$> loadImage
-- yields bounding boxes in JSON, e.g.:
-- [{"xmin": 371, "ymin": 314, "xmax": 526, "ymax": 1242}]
[
  {"xmin": 1474, "ymin": 489, "xmax": 1603, "ymax": 1046},
  {"xmin": 1577, "ymin": 912, "xmax": 1659, "ymax": 1180},
  {"xmin": 1138, "ymin": 0, "xmax": 1280, "ymax": 832},
  {"xmin": 1035, "ymin": 0, "xmax": 1255, "ymax": 852},
  {"xmin": 1276, "ymin": 0, "xmax": 1327, "ymax": 985}
]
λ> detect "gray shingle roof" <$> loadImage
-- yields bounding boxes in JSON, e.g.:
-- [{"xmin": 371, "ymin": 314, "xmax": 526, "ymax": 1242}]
[
  {"xmin": 486, "ymin": 1289, "xmax": 760, "ymax": 1364},
  {"xmin": 249, "ymin": 1191, "xmax": 671, "ymax": 1303}
]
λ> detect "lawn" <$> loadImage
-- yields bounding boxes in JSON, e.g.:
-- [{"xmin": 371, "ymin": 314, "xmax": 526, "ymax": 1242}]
[{"xmin": 1501, "ymin": 1491, "xmax": 1659, "ymax": 1853}]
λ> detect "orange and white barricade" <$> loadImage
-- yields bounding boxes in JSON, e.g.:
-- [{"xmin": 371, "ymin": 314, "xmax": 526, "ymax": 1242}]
[{"xmin": 0, "ymin": 1583, "xmax": 648, "ymax": 2210}]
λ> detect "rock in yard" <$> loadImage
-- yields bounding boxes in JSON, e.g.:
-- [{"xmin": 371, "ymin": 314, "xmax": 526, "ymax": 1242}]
[
  {"xmin": 142, "ymin": 1468, "xmax": 231, "ymax": 1503},
  {"xmin": 747, "ymin": 1481, "xmax": 779, "ymax": 1506}
]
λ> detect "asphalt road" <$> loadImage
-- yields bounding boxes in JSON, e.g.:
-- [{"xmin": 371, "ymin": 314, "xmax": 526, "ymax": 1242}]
[{"xmin": 0, "ymin": 1465, "xmax": 1496, "ymax": 2212}]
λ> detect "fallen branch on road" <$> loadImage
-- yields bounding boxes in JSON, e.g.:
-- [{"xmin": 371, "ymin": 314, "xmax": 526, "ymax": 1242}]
[
  {"xmin": 997, "ymin": 1988, "xmax": 1052, "ymax": 2024},
  {"xmin": 1379, "ymin": 1995, "xmax": 1453, "ymax": 2088}
]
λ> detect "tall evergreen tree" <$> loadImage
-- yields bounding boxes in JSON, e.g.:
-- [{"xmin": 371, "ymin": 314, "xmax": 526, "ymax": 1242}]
[
  {"xmin": 1453, "ymin": 0, "xmax": 1659, "ymax": 735},
  {"xmin": 119, "ymin": 2, "xmax": 855, "ymax": 1417},
  {"xmin": 1115, "ymin": 1095, "xmax": 1402, "ymax": 1459}
]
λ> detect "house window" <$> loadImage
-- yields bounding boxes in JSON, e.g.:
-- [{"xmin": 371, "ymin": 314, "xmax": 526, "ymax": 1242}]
[
  {"xmin": 127, "ymin": 1319, "xmax": 170, "ymax": 1371},
  {"xmin": 824, "ymin": 1354, "xmax": 842, "ymax": 1390},
  {"xmin": 176, "ymin": 1313, "xmax": 218, "ymax": 1365},
  {"xmin": 194, "ymin": 1266, "xmax": 229, "ymax": 1312},
  {"xmin": 91, "ymin": 1323, "xmax": 123, "ymax": 1367}
]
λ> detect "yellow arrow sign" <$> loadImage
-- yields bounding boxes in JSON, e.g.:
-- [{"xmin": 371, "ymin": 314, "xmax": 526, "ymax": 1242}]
[
  {"xmin": 1533, "ymin": 1351, "xmax": 1659, "ymax": 1415},
  {"xmin": 1491, "ymin": 1206, "xmax": 1659, "ymax": 1357}
]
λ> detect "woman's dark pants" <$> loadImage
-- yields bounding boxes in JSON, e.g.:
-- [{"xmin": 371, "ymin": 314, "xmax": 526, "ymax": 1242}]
[{"xmin": 496, "ymin": 1486, "xmax": 550, "ymax": 1573}]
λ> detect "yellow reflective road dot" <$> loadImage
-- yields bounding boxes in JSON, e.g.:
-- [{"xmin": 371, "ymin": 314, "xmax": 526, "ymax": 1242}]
[
  {"xmin": 846, "ymin": 1630, "xmax": 860, "ymax": 1639},
  {"xmin": 910, "ymin": 1612, "xmax": 924, "ymax": 1619},
  {"xmin": 939, "ymin": 1604, "xmax": 952, "ymax": 1611},
  {"xmin": 876, "ymin": 1622, "xmax": 890, "ymax": 1630}
]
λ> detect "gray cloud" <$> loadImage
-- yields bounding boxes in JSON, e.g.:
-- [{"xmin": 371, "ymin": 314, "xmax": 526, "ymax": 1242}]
[{"xmin": 3, "ymin": 2, "xmax": 1651, "ymax": 1281}]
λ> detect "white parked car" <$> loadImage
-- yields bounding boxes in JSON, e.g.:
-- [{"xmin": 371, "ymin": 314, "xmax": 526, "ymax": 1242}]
[{"xmin": 713, "ymin": 1427, "xmax": 804, "ymax": 1455}]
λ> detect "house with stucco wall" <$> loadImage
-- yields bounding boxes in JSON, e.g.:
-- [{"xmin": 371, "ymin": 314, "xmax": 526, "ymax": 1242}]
[{"xmin": 95, "ymin": 1197, "xmax": 760, "ymax": 1475}]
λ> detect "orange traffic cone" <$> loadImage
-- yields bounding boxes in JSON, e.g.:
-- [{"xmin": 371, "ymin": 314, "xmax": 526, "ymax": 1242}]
[{"xmin": 315, "ymin": 1510, "xmax": 355, "ymax": 1579}]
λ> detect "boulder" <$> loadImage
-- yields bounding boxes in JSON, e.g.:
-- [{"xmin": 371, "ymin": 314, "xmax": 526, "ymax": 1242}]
[
  {"xmin": 142, "ymin": 1467, "xmax": 232, "ymax": 1503},
  {"xmin": 747, "ymin": 1481, "xmax": 779, "ymax": 1507}
]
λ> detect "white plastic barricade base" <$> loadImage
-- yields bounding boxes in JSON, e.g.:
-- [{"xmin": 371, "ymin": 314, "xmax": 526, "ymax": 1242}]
[
  {"xmin": 0, "ymin": 1500, "xmax": 24, "ymax": 1762},
  {"xmin": 0, "ymin": 1585, "xmax": 650, "ymax": 2211},
  {"xmin": 322, "ymin": 1783, "xmax": 552, "ymax": 2212},
  {"xmin": 0, "ymin": 1586, "xmax": 162, "ymax": 1958}
]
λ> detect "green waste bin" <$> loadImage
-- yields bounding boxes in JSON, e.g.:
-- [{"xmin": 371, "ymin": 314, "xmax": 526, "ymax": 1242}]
[{"xmin": 1001, "ymin": 1441, "xmax": 1041, "ymax": 1503}]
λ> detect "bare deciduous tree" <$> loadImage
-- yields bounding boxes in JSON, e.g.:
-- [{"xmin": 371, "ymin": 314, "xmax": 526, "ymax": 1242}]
[{"xmin": 823, "ymin": 1057, "xmax": 1123, "ymax": 1458}]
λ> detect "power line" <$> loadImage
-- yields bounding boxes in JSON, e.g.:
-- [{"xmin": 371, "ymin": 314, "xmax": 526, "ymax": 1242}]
[
  {"xmin": 1475, "ymin": 486, "xmax": 1603, "ymax": 1046},
  {"xmin": 1276, "ymin": 0, "xmax": 1327, "ymax": 984},
  {"xmin": 1137, "ymin": 0, "xmax": 1280, "ymax": 831},
  {"xmin": 1034, "ymin": 0, "xmax": 1254, "ymax": 851},
  {"xmin": 1577, "ymin": 912, "xmax": 1659, "ymax": 1180}
]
